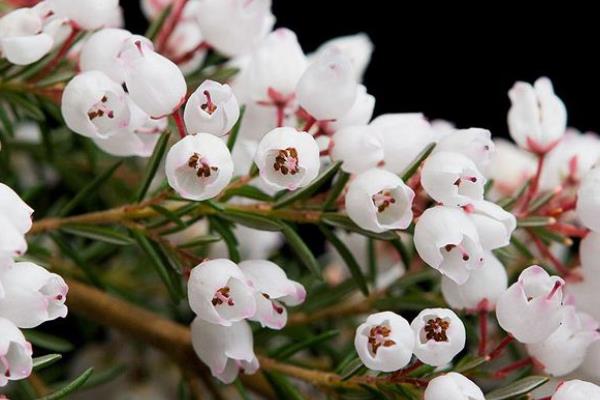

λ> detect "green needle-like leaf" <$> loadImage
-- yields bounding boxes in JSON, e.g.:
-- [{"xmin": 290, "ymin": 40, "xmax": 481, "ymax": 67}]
[
  {"xmin": 401, "ymin": 142, "xmax": 436, "ymax": 181},
  {"xmin": 32, "ymin": 354, "xmax": 62, "ymax": 371},
  {"xmin": 37, "ymin": 368, "xmax": 94, "ymax": 400},
  {"xmin": 60, "ymin": 224, "xmax": 135, "ymax": 245},
  {"xmin": 274, "ymin": 161, "xmax": 342, "ymax": 209},
  {"xmin": 281, "ymin": 222, "xmax": 321, "ymax": 278},
  {"xmin": 24, "ymin": 331, "xmax": 74, "ymax": 353},
  {"xmin": 136, "ymin": 130, "xmax": 171, "ymax": 202},
  {"xmin": 485, "ymin": 376, "xmax": 549, "ymax": 400},
  {"xmin": 227, "ymin": 105, "xmax": 246, "ymax": 151}
]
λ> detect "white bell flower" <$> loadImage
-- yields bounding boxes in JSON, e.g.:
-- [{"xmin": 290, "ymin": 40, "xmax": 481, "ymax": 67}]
[
  {"xmin": 552, "ymin": 380, "xmax": 600, "ymax": 400},
  {"xmin": 345, "ymin": 168, "xmax": 414, "ymax": 233},
  {"xmin": 424, "ymin": 372, "xmax": 485, "ymax": 400},
  {"xmin": 577, "ymin": 166, "xmax": 600, "ymax": 232},
  {"xmin": 354, "ymin": 311, "xmax": 415, "ymax": 372},
  {"xmin": 0, "ymin": 183, "xmax": 33, "ymax": 257},
  {"xmin": 254, "ymin": 127, "xmax": 320, "ymax": 190},
  {"xmin": 0, "ymin": 317, "xmax": 32, "ymax": 387},
  {"xmin": 187, "ymin": 259, "xmax": 256, "ymax": 326},
  {"xmin": 496, "ymin": 265, "xmax": 566, "ymax": 343},
  {"xmin": 486, "ymin": 139, "xmax": 536, "ymax": 198},
  {"xmin": 184, "ymin": 80, "xmax": 240, "ymax": 136},
  {"xmin": 165, "ymin": 133, "xmax": 234, "ymax": 201},
  {"xmin": 239, "ymin": 260, "xmax": 305, "ymax": 329},
  {"xmin": 421, "ymin": 151, "xmax": 486, "ymax": 207},
  {"xmin": 330, "ymin": 125, "xmax": 384, "ymax": 174},
  {"xmin": 466, "ymin": 200, "xmax": 516, "ymax": 250},
  {"xmin": 433, "ymin": 128, "xmax": 495, "ymax": 171},
  {"xmin": 414, "ymin": 206, "xmax": 485, "ymax": 284},
  {"xmin": 49, "ymin": 0, "xmax": 120, "ymax": 30},
  {"xmin": 311, "ymin": 33, "xmax": 373, "ymax": 81},
  {"xmin": 411, "ymin": 308, "xmax": 466, "ymax": 367},
  {"xmin": 79, "ymin": 28, "xmax": 135, "ymax": 83},
  {"xmin": 327, "ymin": 84, "xmax": 375, "ymax": 133},
  {"xmin": 0, "ymin": 7, "xmax": 54, "ymax": 65}
]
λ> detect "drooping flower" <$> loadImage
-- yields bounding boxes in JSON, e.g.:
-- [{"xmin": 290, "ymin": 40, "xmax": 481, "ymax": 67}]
[
  {"xmin": 0, "ymin": 317, "xmax": 33, "ymax": 387},
  {"xmin": 49, "ymin": 0, "xmax": 120, "ymax": 30},
  {"xmin": 551, "ymin": 380, "xmax": 600, "ymax": 400},
  {"xmin": 433, "ymin": 128, "xmax": 495, "ymax": 171},
  {"xmin": 0, "ymin": 183, "xmax": 33, "ymax": 258},
  {"xmin": 326, "ymin": 84, "xmax": 375, "ymax": 133},
  {"xmin": 0, "ymin": 7, "xmax": 54, "ymax": 65},
  {"xmin": 424, "ymin": 372, "xmax": 485, "ymax": 400},
  {"xmin": 79, "ymin": 28, "xmax": 137, "ymax": 83},
  {"xmin": 330, "ymin": 125, "xmax": 384, "ymax": 174},
  {"xmin": 184, "ymin": 80, "xmax": 240, "ymax": 136},
  {"xmin": 411, "ymin": 308, "xmax": 466, "ymax": 367},
  {"xmin": 577, "ymin": 166, "xmax": 600, "ymax": 232},
  {"xmin": 311, "ymin": 33, "xmax": 373, "ymax": 81},
  {"xmin": 466, "ymin": 200, "xmax": 516, "ymax": 250}
]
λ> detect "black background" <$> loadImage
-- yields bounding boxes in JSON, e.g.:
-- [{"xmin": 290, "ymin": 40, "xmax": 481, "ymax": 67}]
[{"xmin": 123, "ymin": 3, "xmax": 598, "ymax": 140}]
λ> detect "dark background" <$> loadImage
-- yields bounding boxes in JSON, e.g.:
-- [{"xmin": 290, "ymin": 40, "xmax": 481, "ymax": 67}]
[{"xmin": 123, "ymin": 2, "xmax": 599, "ymax": 138}]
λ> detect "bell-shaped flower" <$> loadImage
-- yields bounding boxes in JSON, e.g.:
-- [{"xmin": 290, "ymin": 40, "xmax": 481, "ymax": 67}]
[
  {"xmin": 79, "ymin": 28, "xmax": 135, "ymax": 83},
  {"xmin": 191, "ymin": 0, "xmax": 274, "ymax": 57},
  {"xmin": 184, "ymin": 80, "xmax": 240, "ymax": 136},
  {"xmin": 187, "ymin": 259, "xmax": 256, "ymax": 326},
  {"xmin": 552, "ymin": 380, "xmax": 600, "ymax": 400},
  {"xmin": 507, "ymin": 77, "xmax": 567, "ymax": 154},
  {"xmin": 297, "ymin": 48, "xmax": 357, "ymax": 121},
  {"xmin": 254, "ymin": 127, "xmax": 320, "ymax": 190},
  {"xmin": 163, "ymin": 1, "xmax": 206, "ymax": 73},
  {"xmin": 0, "ymin": 317, "xmax": 32, "ymax": 387},
  {"xmin": 496, "ymin": 265, "xmax": 566, "ymax": 343},
  {"xmin": 345, "ymin": 168, "xmax": 414, "ymax": 233},
  {"xmin": 61, "ymin": 71, "xmax": 130, "ymax": 139},
  {"xmin": 577, "ymin": 166, "xmax": 600, "ymax": 232},
  {"xmin": 191, "ymin": 318, "xmax": 259, "ymax": 384},
  {"xmin": 486, "ymin": 139, "xmax": 537, "ymax": 198},
  {"xmin": 48, "ymin": 0, "xmax": 120, "ymax": 30},
  {"xmin": 330, "ymin": 125, "xmax": 384, "ymax": 174},
  {"xmin": 424, "ymin": 372, "xmax": 485, "ymax": 400},
  {"xmin": 0, "ymin": 261, "xmax": 68, "ymax": 329},
  {"xmin": 579, "ymin": 231, "xmax": 600, "ymax": 274},
  {"xmin": 466, "ymin": 200, "xmax": 516, "ymax": 250},
  {"xmin": 441, "ymin": 251, "xmax": 508, "ymax": 311},
  {"xmin": 433, "ymin": 128, "xmax": 495, "ymax": 172},
  {"xmin": 411, "ymin": 308, "xmax": 466, "ymax": 367},
  {"xmin": 354, "ymin": 311, "xmax": 415, "ymax": 372},
  {"xmin": 238, "ymin": 260, "xmax": 306, "ymax": 329},
  {"xmin": 0, "ymin": 183, "xmax": 33, "ymax": 257},
  {"xmin": 327, "ymin": 84, "xmax": 375, "ymax": 133},
  {"xmin": 165, "ymin": 133, "xmax": 233, "ymax": 201},
  {"xmin": 578, "ymin": 341, "xmax": 600, "ymax": 384},
  {"xmin": 566, "ymin": 233, "xmax": 600, "ymax": 322},
  {"xmin": 311, "ymin": 33, "xmax": 373, "ymax": 81},
  {"xmin": 0, "ymin": 7, "xmax": 54, "ymax": 65},
  {"xmin": 421, "ymin": 151, "xmax": 486, "ymax": 207},
  {"xmin": 0, "ymin": 215, "xmax": 28, "ymax": 258},
  {"xmin": 369, "ymin": 113, "xmax": 435, "ymax": 174},
  {"xmin": 414, "ymin": 206, "xmax": 485, "ymax": 284},
  {"xmin": 235, "ymin": 28, "xmax": 307, "ymax": 105},
  {"xmin": 118, "ymin": 37, "xmax": 186, "ymax": 118},
  {"xmin": 527, "ymin": 308, "xmax": 600, "ymax": 376}
]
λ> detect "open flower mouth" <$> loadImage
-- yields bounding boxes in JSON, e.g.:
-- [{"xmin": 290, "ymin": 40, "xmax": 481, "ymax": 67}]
[
  {"xmin": 186, "ymin": 152, "xmax": 219, "ymax": 181},
  {"xmin": 86, "ymin": 91, "xmax": 127, "ymax": 134},
  {"xmin": 423, "ymin": 317, "xmax": 450, "ymax": 343},
  {"xmin": 273, "ymin": 147, "xmax": 300, "ymax": 176},
  {"xmin": 367, "ymin": 323, "xmax": 396, "ymax": 356}
]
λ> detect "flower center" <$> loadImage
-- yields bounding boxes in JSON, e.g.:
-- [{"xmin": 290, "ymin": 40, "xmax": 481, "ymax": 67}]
[
  {"xmin": 368, "ymin": 324, "xmax": 396, "ymax": 355},
  {"xmin": 424, "ymin": 317, "xmax": 450, "ymax": 342},
  {"xmin": 372, "ymin": 190, "xmax": 396, "ymax": 212},
  {"xmin": 201, "ymin": 90, "xmax": 217, "ymax": 115},
  {"xmin": 87, "ymin": 96, "xmax": 114, "ymax": 120},
  {"xmin": 0, "ymin": 355, "xmax": 10, "ymax": 378},
  {"xmin": 453, "ymin": 175, "xmax": 478, "ymax": 186},
  {"xmin": 444, "ymin": 243, "xmax": 470, "ymax": 261},
  {"xmin": 212, "ymin": 287, "xmax": 234, "ymax": 306},
  {"xmin": 262, "ymin": 293, "xmax": 284, "ymax": 314},
  {"xmin": 188, "ymin": 152, "xmax": 218, "ymax": 178},
  {"xmin": 273, "ymin": 147, "xmax": 299, "ymax": 176}
]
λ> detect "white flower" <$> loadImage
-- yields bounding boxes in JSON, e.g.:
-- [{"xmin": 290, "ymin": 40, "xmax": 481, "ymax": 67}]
[
  {"xmin": 507, "ymin": 77, "xmax": 567, "ymax": 153},
  {"xmin": 0, "ymin": 317, "xmax": 32, "ymax": 387},
  {"xmin": 311, "ymin": 33, "xmax": 373, "ymax": 81},
  {"xmin": 424, "ymin": 372, "xmax": 485, "ymax": 400},
  {"xmin": 191, "ymin": 0, "xmax": 274, "ymax": 57},
  {"xmin": 61, "ymin": 71, "xmax": 130, "ymax": 139},
  {"xmin": 234, "ymin": 28, "xmax": 307, "ymax": 105},
  {"xmin": 441, "ymin": 251, "xmax": 508, "ymax": 311},
  {"xmin": 330, "ymin": 125, "xmax": 384, "ymax": 174},
  {"xmin": 165, "ymin": 133, "xmax": 234, "ymax": 201},
  {"xmin": 49, "ymin": 0, "xmax": 120, "ymax": 30},
  {"xmin": 566, "ymin": 233, "xmax": 600, "ymax": 322},
  {"xmin": 187, "ymin": 259, "xmax": 256, "ymax": 326},
  {"xmin": 0, "ymin": 261, "xmax": 68, "ymax": 329},
  {"xmin": 433, "ymin": 128, "xmax": 495, "ymax": 171},
  {"xmin": 414, "ymin": 206, "xmax": 485, "ymax": 284},
  {"xmin": 79, "ymin": 28, "xmax": 135, "ymax": 83},
  {"xmin": 254, "ymin": 127, "xmax": 320, "ymax": 190},
  {"xmin": 239, "ymin": 260, "xmax": 305, "ymax": 329},
  {"xmin": 466, "ymin": 200, "xmax": 516, "ymax": 250},
  {"xmin": 184, "ymin": 80, "xmax": 240, "ymax": 136},
  {"xmin": 411, "ymin": 308, "xmax": 466, "ymax": 367},
  {"xmin": 327, "ymin": 84, "xmax": 375, "ymax": 132},
  {"xmin": 0, "ymin": 7, "xmax": 54, "ymax": 65},
  {"xmin": 191, "ymin": 318, "xmax": 259, "ymax": 384},
  {"xmin": 118, "ymin": 37, "xmax": 186, "ymax": 118},
  {"xmin": 496, "ymin": 265, "xmax": 565, "ymax": 344},
  {"xmin": 527, "ymin": 308, "xmax": 600, "ymax": 376},
  {"xmin": 421, "ymin": 151, "xmax": 486, "ymax": 207},
  {"xmin": 0, "ymin": 183, "xmax": 33, "ymax": 257},
  {"xmin": 345, "ymin": 169, "xmax": 414, "ymax": 233},
  {"xmin": 578, "ymin": 341, "xmax": 600, "ymax": 384},
  {"xmin": 163, "ymin": 1, "xmax": 205, "ymax": 70},
  {"xmin": 577, "ymin": 166, "xmax": 600, "ymax": 232},
  {"xmin": 296, "ymin": 48, "xmax": 357, "ymax": 121},
  {"xmin": 552, "ymin": 380, "xmax": 600, "ymax": 400},
  {"xmin": 369, "ymin": 113, "xmax": 435, "ymax": 174},
  {"xmin": 354, "ymin": 311, "xmax": 415, "ymax": 372}
]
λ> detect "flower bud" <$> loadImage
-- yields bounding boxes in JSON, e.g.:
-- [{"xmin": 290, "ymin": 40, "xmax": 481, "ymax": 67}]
[
  {"xmin": 577, "ymin": 166, "xmax": 600, "ymax": 232},
  {"xmin": 79, "ymin": 28, "xmax": 134, "ymax": 83},
  {"xmin": 496, "ymin": 265, "xmax": 565, "ymax": 343},
  {"xmin": 354, "ymin": 311, "xmax": 415, "ymax": 372},
  {"xmin": 414, "ymin": 206, "xmax": 485, "ymax": 284},
  {"xmin": 165, "ymin": 133, "xmax": 234, "ymax": 201},
  {"xmin": 0, "ymin": 7, "xmax": 54, "ymax": 65},
  {"xmin": 441, "ymin": 251, "xmax": 507, "ymax": 311},
  {"xmin": 239, "ymin": 260, "xmax": 305, "ymax": 330},
  {"xmin": 254, "ymin": 127, "xmax": 320, "ymax": 190},
  {"xmin": 552, "ymin": 380, "xmax": 600, "ymax": 400},
  {"xmin": 312, "ymin": 33, "xmax": 373, "ymax": 82},
  {"xmin": 507, "ymin": 77, "xmax": 567, "ymax": 153},
  {"xmin": 184, "ymin": 80, "xmax": 240, "ymax": 136},
  {"xmin": 49, "ymin": 0, "xmax": 120, "ymax": 30},
  {"xmin": 467, "ymin": 200, "xmax": 516, "ymax": 250},
  {"xmin": 0, "ymin": 317, "xmax": 32, "ymax": 387},
  {"xmin": 411, "ymin": 308, "xmax": 466, "ymax": 367},
  {"xmin": 433, "ymin": 128, "xmax": 495, "ymax": 171},
  {"xmin": 297, "ymin": 48, "xmax": 358, "ymax": 121},
  {"xmin": 61, "ymin": 71, "xmax": 130, "ymax": 139},
  {"xmin": 330, "ymin": 125, "xmax": 384, "ymax": 174},
  {"xmin": 421, "ymin": 151, "xmax": 486, "ymax": 207},
  {"xmin": 345, "ymin": 168, "xmax": 414, "ymax": 233},
  {"xmin": 187, "ymin": 259, "xmax": 256, "ymax": 326},
  {"xmin": 327, "ymin": 84, "xmax": 375, "ymax": 132},
  {"xmin": 424, "ymin": 372, "xmax": 485, "ymax": 400},
  {"xmin": 191, "ymin": 317, "xmax": 259, "ymax": 384}
]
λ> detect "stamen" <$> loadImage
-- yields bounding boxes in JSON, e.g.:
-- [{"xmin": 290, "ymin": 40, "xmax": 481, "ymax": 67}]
[
  {"xmin": 201, "ymin": 90, "xmax": 217, "ymax": 115},
  {"xmin": 187, "ymin": 153, "xmax": 218, "ymax": 178},
  {"xmin": 424, "ymin": 317, "xmax": 450, "ymax": 342},
  {"xmin": 372, "ymin": 190, "xmax": 396, "ymax": 212},
  {"xmin": 546, "ymin": 280, "xmax": 563, "ymax": 300},
  {"xmin": 212, "ymin": 287, "xmax": 234, "ymax": 306},
  {"xmin": 273, "ymin": 147, "xmax": 299, "ymax": 176},
  {"xmin": 368, "ymin": 324, "xmax": 396, "ymax": 354}
]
